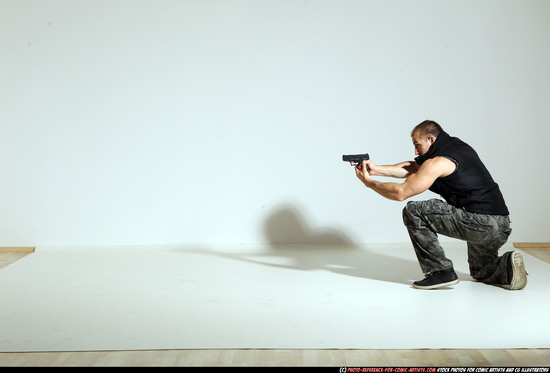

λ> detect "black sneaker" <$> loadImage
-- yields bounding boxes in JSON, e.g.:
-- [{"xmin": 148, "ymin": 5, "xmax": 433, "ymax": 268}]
[{"xmin": 413, "ymin": 268, "xmax": 459, "ymax": 290}]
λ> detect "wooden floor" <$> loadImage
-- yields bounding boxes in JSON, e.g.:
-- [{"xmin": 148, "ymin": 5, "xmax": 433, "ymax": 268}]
[{"xmin": 1, "ymin": 246, "xmax": 548, "ymax": 367}]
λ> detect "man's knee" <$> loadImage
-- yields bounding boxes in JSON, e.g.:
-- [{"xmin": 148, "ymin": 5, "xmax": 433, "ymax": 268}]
[
  {"xmin": 402, "ymin": 201, "xmax": 422, "ymax": 228},
  {"xmin": 402, "ymin": 199, "xmax": 446, "ymax": 229}
]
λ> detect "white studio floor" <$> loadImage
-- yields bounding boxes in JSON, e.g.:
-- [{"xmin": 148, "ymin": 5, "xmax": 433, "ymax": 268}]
[{"xmin": 1, "ymin": 243, "xmax": 549, "ymax": 352}]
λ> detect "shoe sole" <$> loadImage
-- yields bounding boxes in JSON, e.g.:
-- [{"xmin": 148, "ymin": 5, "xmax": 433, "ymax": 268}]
[
  {"xmin": 412, "ymin": 279, "xmax": 459, "ymax": 290},
  {"xmin": 509, "ymin": 251, "xmax": 527, "ymax": 290}
]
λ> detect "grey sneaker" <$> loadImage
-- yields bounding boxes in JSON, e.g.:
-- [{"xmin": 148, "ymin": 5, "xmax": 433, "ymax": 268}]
[
  {"xmin": 412, "ymin": 268, "xmax": 459, "ymax": 290},
  {"xmin": 508, "ymin": 251, "xmax": 527, "ymax": 290}
]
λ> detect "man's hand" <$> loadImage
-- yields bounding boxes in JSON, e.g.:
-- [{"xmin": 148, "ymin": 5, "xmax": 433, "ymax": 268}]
[{"xmin": 355, "ymin": 160, "xmax": 371, "ymax": 185}]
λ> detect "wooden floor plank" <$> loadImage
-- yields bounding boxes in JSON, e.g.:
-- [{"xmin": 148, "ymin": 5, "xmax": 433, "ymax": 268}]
[
  {"xmin": 2, "ymin": 349, "xmax": 550, "ymax": 367},
  {"xmin": 0, "ymin": 252, "xmax": 33, "ymax": 270},
  {"xmin": 0, "ymin": 247, "xmax": 35, "ymax": 252}
]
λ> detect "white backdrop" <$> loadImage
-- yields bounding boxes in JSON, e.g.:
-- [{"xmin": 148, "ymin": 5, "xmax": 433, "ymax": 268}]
[{"xmin": 1, "ymin": 0, "xmax": 549, "ymax": 246}]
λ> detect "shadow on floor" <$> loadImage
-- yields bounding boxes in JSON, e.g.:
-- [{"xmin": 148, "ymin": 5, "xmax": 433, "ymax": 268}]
[{"xmin": 185, "ymin": 204, "xmax": 469, "ymax": 286}]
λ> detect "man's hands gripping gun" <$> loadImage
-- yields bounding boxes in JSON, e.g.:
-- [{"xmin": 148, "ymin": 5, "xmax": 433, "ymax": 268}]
[{"xmin": 342, "ymin": 153, "xmax": 370, "ymax": 172}]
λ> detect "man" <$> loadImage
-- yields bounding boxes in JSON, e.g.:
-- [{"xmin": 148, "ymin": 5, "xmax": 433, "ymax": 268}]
[{"xmin": 354, "ymin": 120, "xmax": 527, "ymax": 290}]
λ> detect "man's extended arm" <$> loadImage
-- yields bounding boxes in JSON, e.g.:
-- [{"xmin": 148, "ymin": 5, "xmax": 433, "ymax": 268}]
[
  {"xmin": 357, "ymin": 157, "xmax": 456, "ymax": 202},
  {"xmin": 365, "ymin": 160, "xmax": 419, "ymax": 179}
]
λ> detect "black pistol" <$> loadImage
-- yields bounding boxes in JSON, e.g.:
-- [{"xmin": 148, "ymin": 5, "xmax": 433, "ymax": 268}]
[{"xmin": 342, "ymin": 153, "xmax": 370, "ymax": 171}]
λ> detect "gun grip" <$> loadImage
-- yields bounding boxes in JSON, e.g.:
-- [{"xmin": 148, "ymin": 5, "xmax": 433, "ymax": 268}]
[{"xmin": 352, "ymin": 160, "xmax": 370, "ymax": 173}]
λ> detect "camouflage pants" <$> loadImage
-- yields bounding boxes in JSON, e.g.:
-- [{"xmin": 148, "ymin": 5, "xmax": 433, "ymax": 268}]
[{"xmin": 402, "ymin": 199, "xmax": 513, "ymax": 285}]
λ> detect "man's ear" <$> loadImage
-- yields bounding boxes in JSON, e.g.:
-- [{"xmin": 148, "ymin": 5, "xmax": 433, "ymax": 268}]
[{"xmin": 427, "ymin": 135, "xmax": 436, "ymax": 145}]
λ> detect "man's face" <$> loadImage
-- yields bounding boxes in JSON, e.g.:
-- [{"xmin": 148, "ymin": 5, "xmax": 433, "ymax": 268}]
[{"xmin": 412, "ymin": 131, "xmax": 436, "ymax": 156}]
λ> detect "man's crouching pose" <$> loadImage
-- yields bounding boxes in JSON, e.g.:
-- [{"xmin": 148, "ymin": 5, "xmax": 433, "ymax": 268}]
[{"xmin": 354, "ymin": 120, "xmax": 527, "ymax": 290}]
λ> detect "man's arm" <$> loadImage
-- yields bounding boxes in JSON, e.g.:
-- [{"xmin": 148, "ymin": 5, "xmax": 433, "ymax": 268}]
[
  {"xmin": 365, "ymin": 160, "xmax": 419, "ymax": 179},
  {"xmin": 356, "ymin": 157, "xmax": 456, "ymax": 202}
]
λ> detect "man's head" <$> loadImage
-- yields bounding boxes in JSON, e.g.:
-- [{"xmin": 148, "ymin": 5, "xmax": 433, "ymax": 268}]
[{"xmin": 411, "ymin": 120, "xmax": 443, "ymax": 156}]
